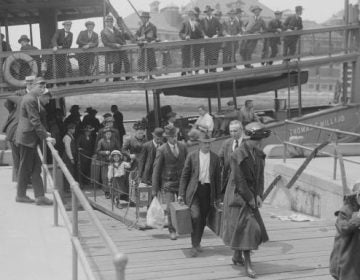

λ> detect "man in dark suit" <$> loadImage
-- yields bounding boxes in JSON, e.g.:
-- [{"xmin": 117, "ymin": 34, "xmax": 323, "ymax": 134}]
[
  {"xmin": 218, "ymin": 120, "xmax": 243, "ymax": 193},
  {"xmin": 222, "ymin": 9, "xmax": 244, "ymax": 70},
  {"xmin": 240, "ymin": 5, "xmax": 266, "ymax": 68},
  {"xmin": 283, "ymin": 6, "xmax": 303, "ymax": 62},
  {"xmin": 15, "ymin": 77, "xmax": 54, "ymax": 205},
  {"xmin": 18, "ymin": 35, "xmax": 41, "ymax": 79},
  {"xmin": 152, "ymin": 125, "xmax": 188, "ymax": 240},
  {"xmin": 2, "ymin": 76, "xmax": 36, "ymax": 182},
  {"xmin": 201, "ymin": 5, "xmax": 222, "ymax": 72},
  {"xmin": 111, "ymin": 104, "xmax": 126, "ymax": 147},
  {"xmin": 136, "ymin": 12, "xmax": 158, "ymax": 76},
  {"xmin": 262, "ymin": 11, "xmax": 283, "ymax": 65},
  {"xmin": 179, "ymin": 10, "xmax": 204, "ymax": 76},
  {"xmin": 76, "ymin": 21, "xmax": 99, "ymax": 79},
  {"xmin": 179, "ymin": 134, "xmax": 221, "ymax": 257},
  {"xmin": 51, "ymin": 21, "xmax": 73, "ymax": 79},
  {"xmin": 101, "ymin": 15, "xmax": 132, "ymax": 81},
  {"xmin": 138, "ymin": 127, "xmax": 163, "ymax": 185}
]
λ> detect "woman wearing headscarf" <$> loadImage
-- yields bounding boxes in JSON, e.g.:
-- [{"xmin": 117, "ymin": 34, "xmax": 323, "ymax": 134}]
[{"xmin": 221, "ymin": 122, "xmax": 271, "ymax": 278}]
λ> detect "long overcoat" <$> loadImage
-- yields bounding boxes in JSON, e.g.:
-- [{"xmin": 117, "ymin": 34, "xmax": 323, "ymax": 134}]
[
  {"xmin": 329, "ymin": 204, "xmax": 360, "ymax": 280},
  {"xmin": 221, "ymin": 141, "xmax": 269, "ymax": 250}
]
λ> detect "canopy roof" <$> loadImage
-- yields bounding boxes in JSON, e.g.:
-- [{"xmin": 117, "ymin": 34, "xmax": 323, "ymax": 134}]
[{"xmin": 0, "ymin": 0, "xmax": 106, "ymax": 26}]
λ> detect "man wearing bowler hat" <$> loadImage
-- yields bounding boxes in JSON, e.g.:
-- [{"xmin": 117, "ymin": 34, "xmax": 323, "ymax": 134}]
[
  {"xmin": 51, "ymin": 21, "xmax": 73, "ymax": 80},
  {"xmin": 283, "ymin": 6, "xmax": 303, "ymax": 62},
  {"xmin": 18, "ymin": 35, "xmax": 41, "ymax": 79},
  {"xmin": 240, "ymin": 5, "xmax": 266, "ymax": 68},
  {"xmin": 179, "ymin": 10, "xmax": 204, "ymax": 76},
  {"xmin": 136, "ymin": 12, "xmax": 158, "ymax": 77},
  {"xmin": 76, "ymin": 21, "xmax": 99, "ymax": 79},
  {"xmin": 223, "ymin": 9, "xmax": 244, "ymax": 70},
  {"xmin": 179, "ymin": 133, "xmax": 221, "ymax": 257},
  {"xmin": 101, "ymin": 15, "xmax": 132, "ymax": 81},
  {"xmin": 152, "ymin": 125, "xmax": 188, "ymax": 240},
  {"xmin": 138, "ymin": 127, "xmax": 164, "ymax": 185},
  {"xmin": 201, "ymin": 5, "xmax": 222, "ymax": 73},
  {"xmin": 15, "ymin": 77, "xmax": 54, "ymax": 205},
  {"xmin": 262, "ymin": 11, "xmax": 284, "ymax": 65}
]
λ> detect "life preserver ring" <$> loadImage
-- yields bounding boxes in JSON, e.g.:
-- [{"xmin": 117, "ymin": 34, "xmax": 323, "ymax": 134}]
[{"xmin": 2, "ymin": 53, "xmax": 38, "ymax": 88}]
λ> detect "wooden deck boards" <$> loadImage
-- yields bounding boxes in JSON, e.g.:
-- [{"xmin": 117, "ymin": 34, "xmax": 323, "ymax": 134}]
[{"xmin": 77, "ymin": 204, "xmax": 335, "ymax": 280}]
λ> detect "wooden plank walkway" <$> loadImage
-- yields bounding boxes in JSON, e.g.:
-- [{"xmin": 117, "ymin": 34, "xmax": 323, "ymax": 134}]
[{"xmin": 77, "ymin": 204, "xmax": 335, "ymax": 280}]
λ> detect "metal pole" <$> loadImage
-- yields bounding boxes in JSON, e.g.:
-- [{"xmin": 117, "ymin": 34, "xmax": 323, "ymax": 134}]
[
  {"xmin": 333, "ymin": 133, "xmax": 338, "ymax": 180},
  {"xmin": 145, "ymin": 90, "xmax": 150, "ymax": 115},
  {"xmin": 232, "ymin": 80, "xmax": 237, "ymax": 109},
  {"xmin": 53, "ymin": 159, "xmax": 59, "ymax": 226},
  {"xmin": 297, "ymin": 65, "xmax": 302, "ymax": 116},
  {"xmin": 29, "ymin": 24, "xmax": 34, "ymax": 46},
  {"xmin": 216, "ymin": 83, "xmax": 221, "ymax": 112},
  {"xmin": 42, "ymin": 140, "xmax": 48, "ymax": 193},
  {"xmin": 343, "ymin": 0, "xmax": 350, "ymax": 104},
  {"xmin": 72, "ymin": 187, "xmax": 79, "ymax": 280},
  {"xmin": 114, "ymin": 253, "xmax": 128, "ymax": 280},
  {"xmin": 207, "ymin": 98, "xmax": 212, "ymax": 114}
]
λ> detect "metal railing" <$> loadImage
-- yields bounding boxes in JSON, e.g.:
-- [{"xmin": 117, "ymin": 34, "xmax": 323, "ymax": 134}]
[
  {"xmin": 1, "ymin": 24, "xmax": 359, "ymax": 94},
  {"xmin": 283, "ymin": 120, "xmax": 360, "ymax": 194},
  {"xmin": 37, "ymin": 139, "xmax": 128, "ymax": 280}
]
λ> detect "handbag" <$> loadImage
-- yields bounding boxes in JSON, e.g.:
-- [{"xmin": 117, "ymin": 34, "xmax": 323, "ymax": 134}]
[{"xmin": 228, "ymin": 190, "xmax": 245, "ymax": 207}]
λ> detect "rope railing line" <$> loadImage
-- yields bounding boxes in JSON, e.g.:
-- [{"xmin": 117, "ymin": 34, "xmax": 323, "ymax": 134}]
[{"xmin": 39, "ymin": 140, "xmax": 127, "ymax": 280}]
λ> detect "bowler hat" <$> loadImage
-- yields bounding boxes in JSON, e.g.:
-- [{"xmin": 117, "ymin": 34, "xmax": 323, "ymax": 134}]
[
  {"xmin": 295, "ymin": 6, "xmax": 303, "ymax": 12},
  {"xmin": 133, "ymin": 121, "xmax": 146, "ymax": 130},
  {"xmin": 198, "ymin": 133, "xmax": 215, "ymax": 143},
  {"xmin": 103, "ymin": 112, "xmax": 112, "ymax": 119},
  {"xmin": 104, "ymin": 116, "xmax": 114, "ymax": 123},
  {"xmin": 227, "ymin": 100, "xmax": 235, "ymax": 106},
  {"xmin": 274, "ymin": 10, "xmax": 283, "ymax": 15},
  {"xmin": 33, "ymin": 77, "xmax": 46, "ymax": 85},
  {"xmin": 194, "ymin": 7, "xmax": 201, "ymax": 15},
  {"xmin": 104, "ymin": 15, "xmax": 114, "ymax": 22},
  {"xmin": 85, "ymin": 107, "xmax": 94, "ymax": 114},
  {"xmin": 227, "ymin": 9, "xmax": 237, "ymax": 15},
  {"xmin": 203, "ymin": 5, "xmax": 214, "ymax": 13},
  {"xmin": 235, "ymin": 8, "xmax": 243, "ymax": 14},
  {"xmin": 25, "ymin": 75, "xmax": 36, "ymax": 82},
  {"xmin": 152, "ymin": 127, "xmax": 164, "ymax": 138},
  {"xmin": 140, "ymin": 12, "xmax": 151, "ymax": 18},
  {"xmin": 85, "ymin": 21, "xmax": 95, "ymax": 27},
  {"xmin": 163, "ymin": 125, "xmax": 178, "ymax": 137},
  {"xmin": 70, "ymin": 105, "xmax": 80, "ymax": 112},
  {"xmin": 245, "ymin": 122, "xmax": 271, "ymax": 140},
  {"xmin": 250, "ymin": 5, "xmax": 262, "ymax": 13},
  {"xmin": 18, "ymin": 34, "xmax": 30, "ymax": 43},
  {"xmin": 62, "ymin": 21, "xmax": 72, "ymax": 26}
]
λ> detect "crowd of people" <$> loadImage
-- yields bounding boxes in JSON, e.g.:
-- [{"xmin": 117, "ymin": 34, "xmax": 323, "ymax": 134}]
[
  {"xmin": 2, "ymin": 73, "xmax": 360, "ymax": 279},
  {"xmin": 0, "ymin": 5, "xmax": 304, "ymax": 81}
]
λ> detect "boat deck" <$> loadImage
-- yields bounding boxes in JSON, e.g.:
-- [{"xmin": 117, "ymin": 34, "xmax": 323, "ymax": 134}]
[{"xmin": 78, "ymin": 204, "xmax": 335, "ymax": 280}]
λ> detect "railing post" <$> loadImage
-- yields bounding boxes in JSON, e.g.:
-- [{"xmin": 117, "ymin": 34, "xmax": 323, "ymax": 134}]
[
  {"xmin": 283, "ymin": 142, "xmax": 287, "ymax": 163},
  {"xmin": 42, "ymin": 140, "xmax": 48, "ymax": 193},
  {"xmin": 113, "ymin": 253, "xmax": 128, "ymax": 280},
  {"xmin": 53, "ymin": 159, "xmax": 59, "ymax": 226},
  {"xmin": 333, "ymin": 133, "xmax": 339, "ymax": 180},
  {"xmin": 72, "ymin": 185, "xmax": 79, "ymax": 280}
]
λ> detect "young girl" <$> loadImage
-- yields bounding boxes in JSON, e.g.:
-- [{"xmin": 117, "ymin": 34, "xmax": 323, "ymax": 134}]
[
  {"xmin": 108, "ymin": 150, "xmax": 132, "ymax": 208},
  {"xmin": 330, "ymin": 184, "xmax": 360, "ymax": 280}
]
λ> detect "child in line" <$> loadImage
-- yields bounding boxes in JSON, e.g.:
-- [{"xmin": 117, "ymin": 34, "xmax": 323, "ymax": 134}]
[
  {"xmin": 108, "ymin": 150, "xmax": 132, "ymax": 208},
  {"xmin": 330, "ymin": 184, "xmax": 360, "ymax": 280}
]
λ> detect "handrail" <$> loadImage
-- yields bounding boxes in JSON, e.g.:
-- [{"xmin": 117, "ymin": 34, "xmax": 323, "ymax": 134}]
[
  {"xmin": 38, "ymin": 140, "xmax": 128, "ymax": 280},
  {"xmin": 0, "ymin": 24, "xmax": 358, "ymax": 58},
  {"xmin": 283, "ymin": 120, "xmax": 360, "ymax": 191}
]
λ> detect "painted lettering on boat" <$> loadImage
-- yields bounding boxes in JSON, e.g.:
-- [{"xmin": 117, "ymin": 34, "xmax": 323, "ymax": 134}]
[{"xmin": 289, "ymin": 115, "xmax": 346, "ymax": 136}]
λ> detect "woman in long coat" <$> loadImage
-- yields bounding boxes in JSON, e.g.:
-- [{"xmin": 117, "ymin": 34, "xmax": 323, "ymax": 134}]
[{"xmin": 221, "ymin": 122, "xmax": 271, "ymax": 278}]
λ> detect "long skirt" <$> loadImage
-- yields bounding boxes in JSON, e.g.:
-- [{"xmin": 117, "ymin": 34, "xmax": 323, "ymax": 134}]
[
  {"xmin": 111, "ymin": 176, "xmax": 128, "ymax": 200},
  {"xmin": 221, "ymin": 181, "xmax": 269, "ymax": 250}
]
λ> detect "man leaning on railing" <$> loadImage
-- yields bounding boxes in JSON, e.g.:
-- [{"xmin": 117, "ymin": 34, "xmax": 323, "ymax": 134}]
[{"xmin": 14, "ymin": 77, "xmax": 55, "ymax": 205}]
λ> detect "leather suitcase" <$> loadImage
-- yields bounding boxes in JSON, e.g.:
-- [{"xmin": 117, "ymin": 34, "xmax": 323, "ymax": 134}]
[
  {"xmin": 169, "ymin": 202, "xmax": 193, "ymax": 235},
  {"xmin": 207, "ymin": 204, "xmax": 223, "ymax": 236}
]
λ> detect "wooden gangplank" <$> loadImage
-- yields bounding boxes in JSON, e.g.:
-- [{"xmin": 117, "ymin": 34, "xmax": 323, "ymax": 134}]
[{"xmin": 77, "ymin": 204, "xmax": 335, "ymax": 280}]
